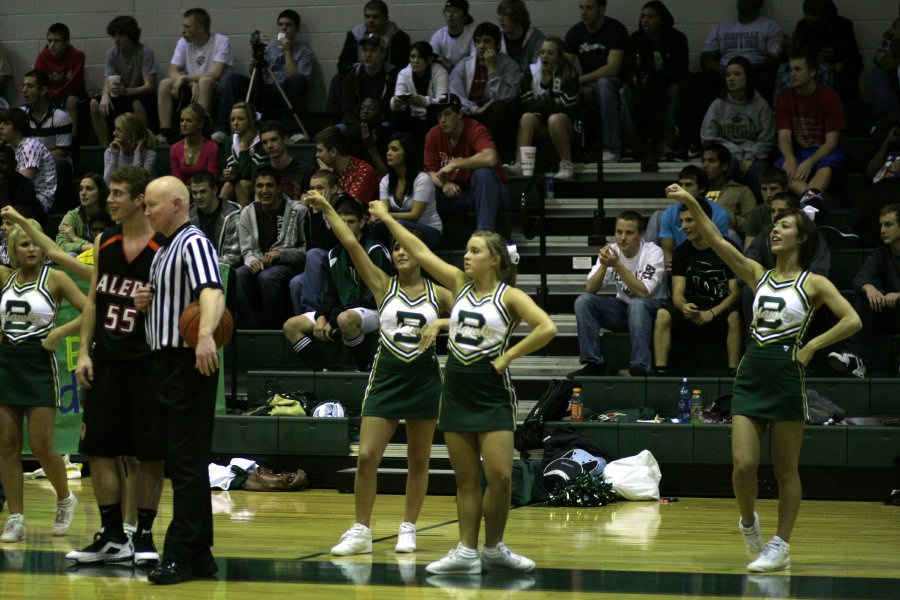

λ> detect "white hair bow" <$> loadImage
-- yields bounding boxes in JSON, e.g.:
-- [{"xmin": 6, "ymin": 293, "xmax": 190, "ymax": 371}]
[
  {"xmin": 506, "ymin": 244, "xmax": 520, "ymax": 265},
  {"xmin": 801, "ymin": 205, "xmax": 819, "ymax": 220}
]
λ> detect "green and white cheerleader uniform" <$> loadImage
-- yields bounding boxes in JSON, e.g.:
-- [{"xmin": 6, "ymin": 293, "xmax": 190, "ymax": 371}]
[
  {"xmin": 733, "ymin": 269, "xmax": 817, "ymax": 421},
  {"xmin": 440, "ymin": 281, "xmax": 517, "ymax": 432},
  {"xmin": 362, "ymin": 277, "xmax": 442, "ymax": 419},
  {"xmin": 0, "ymin": 265, "xmax": 60, "ymax": 408}
]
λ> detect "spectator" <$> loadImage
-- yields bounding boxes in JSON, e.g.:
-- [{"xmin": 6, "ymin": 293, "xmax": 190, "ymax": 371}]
[
  {"xmin": 235, "ymin": 165, "xmax": 308, "ymax": 329},
  {"xmin": 156, "ymin": 8, "xmax": 232, "ymax": 145},
  {"xmin": 431, "ymin": 0, "xmax": 476, "ymax": 71},
  {"xmin": 850, "ymin": 118, "xmax": 900, "ymax": 246},
  {"xmin": 0, "ymin": 145, "xmax": 41, "ymax": 220},
  {"xmin": 34, "ymin": 23, "xmax": 86, "ymax": 138},
  {"xmin": 188, "ymin": 170, "xmax": 241, "ymax": 267},
  {"xmin": 76, "ymin": 212, "xmax": 115, "ymax": 265},
  {"xmin": 56, "ymin": 172, "xmax": 107, "ymax": 256},
  {"xmin": 564, "ymin": 0, "xmax": 628, "ymax": 162},
  {"xmin": 390, "ymin": 42, "xmax": 449, "ymax": 142},
  {"xmin": 507, "ymin": 37, "xmax": 580, "ymax": 181},
  {"xmin": 258, "ymin": 121, "xmax": 315, "ymax": 202},
  {"xmin": 654, "ymin": 200, "xmax": 743, "ymax": 375},
  {"xmin": 314, "ymin": 126, "xmax": 378, "ymax": 204},
  {"xmin": 169, "ymin": 103, "xmax": 219, "ymax": 186},
  {"xmin": 355, "ymin": 98, "xmax": 392, "ymax": 176},
  {"xmin": 214, "ymin": 10, "xmax": 312, "ymax": 143},
  {"xmin": 103, "ymin": 112, "xmax": 157, "ymax": 186},
  {"xmin": 743, "ymin": 166, "xmax": 789, "ymax": 248},
  {"xmin": 0, "ymin": 42, "xmax": 11, "ymax": 103},
  {"xmin": 221, "ymin": 102, "xmax": 266, "ymax": 207},
  {"xmin": 496, "ymin": 0, "xmax": 546, "ymax": 73},
  {"xmin": 569, "ymin": 210, "xmax": 667, "ymax": 378},
  {"xmin": 375, "ymin": 133, "xmax": 443, "ymax": 249},
  {"xmin": 621, "ymin": 1, "xmax": 688, "ymax": 164},
  {"xmin": 448, "ymin": 22, "xmax": 522, "ymax": 164},
  {"xmin": 775, "ymin": 50, "xmax": 847, "ymax": 200},
  {"xmin": 0, "ymin": 108, "xmax": 56, "ymax": 216},
  {"xmin": 424, "ymin": 93, "xmax": 509, "ymax": 231},
  {"xmin": 701, "ymin": 56, "xmax": 776, "ymax": 197},
  {"xmin": 283, "ymin": 195, "xmax": 393, "ymax": 371},
  {"xmin": 872, "ymin": 15, "xmax": 900, "ymax": 121},
  {"xmin": 20, "ymin": 70, "xmax": 74, "ymax": 196},
  {"xmin": 340, "ymin": 33, "xmax": 397, "ymax": 129},
  {"xmin": 89, "ymin": 16, "xmax": 158, "ymax": 148},
  {"xmin": 702, "ymin": 143, "xmax": 758, "ymax": 239}
]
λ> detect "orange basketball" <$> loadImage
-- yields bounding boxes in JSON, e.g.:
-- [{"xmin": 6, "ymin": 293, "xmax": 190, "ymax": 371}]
[{"xmin": 179, "ymin": 302, "xmax": 234, "ymax": 349}]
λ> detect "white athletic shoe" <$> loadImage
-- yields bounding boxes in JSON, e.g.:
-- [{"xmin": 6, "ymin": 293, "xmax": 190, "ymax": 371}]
[
  {"xmin": 827, "ymin": 352, "xmax": 866, "ymax": 378},
  {"xmin": 395, "ymin": 522, "xmax": 416, "ymax": 553},
  {"xmin": 748, "ymin": 536, "xmax": 791, "ymax": 572},
  {"xmin": 739, "ymin": 512, "xmax": 764, "ymax": 559},
  {"xmin": 331, "ymin": 523, "xmax": 372, "ymax": 555},
  {"xmin": 52, "ymin": 493, "xmax": 78, "ymax": 536},
  {"xmin": 65, "ymin": 531, "xmax": 134, "ymax": 564},
  {"xmin": 481, "ymin": 542, "xmax": 535, "ymax": 572},
  {"xmin": 554, "ymin": 160, "xmax": 575, "ymax": 181},
  {"xmin": 1, "ymin": 514, "xmax": 26, "ymax": 543},
  {"xmin": 426, "ymin": 543, "xmax": 481, "ymax": 574}
]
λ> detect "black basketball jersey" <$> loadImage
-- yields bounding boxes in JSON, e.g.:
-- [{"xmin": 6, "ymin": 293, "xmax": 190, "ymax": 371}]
[{"xmin": 93, "ymin": 224, "xmax": 164, "ymax": 358}]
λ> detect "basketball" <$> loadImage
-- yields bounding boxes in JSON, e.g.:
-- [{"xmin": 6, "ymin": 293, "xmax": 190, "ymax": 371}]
[{"xmin": 179, "ymin": 302, "xmax": 234, "ymax": 349}]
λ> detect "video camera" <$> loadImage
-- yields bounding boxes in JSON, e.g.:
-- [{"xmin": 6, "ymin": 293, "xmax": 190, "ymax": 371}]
[{"xmin": 249, "ymin": 31, "xmax": 269, "ymax": 68}]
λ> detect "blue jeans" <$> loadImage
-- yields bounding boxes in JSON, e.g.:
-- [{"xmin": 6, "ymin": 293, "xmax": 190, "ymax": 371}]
[
  {"xmin": 591, "ymin": 76, "xmax": 622, "ymax": 153},
  {"xmin": 574, "ymin": 293, "xmax": 663, "ymax": 370},
  {"xmin": 289, "ymin": 247, "xmax": 328, "ymax": 315},
  {"xmin": 236, "ymin": 263, "xmax": 299, "ymax": 329},
  {"xmin": 435, "ymin": 168, "xmax": 509, "ymax": 230}
]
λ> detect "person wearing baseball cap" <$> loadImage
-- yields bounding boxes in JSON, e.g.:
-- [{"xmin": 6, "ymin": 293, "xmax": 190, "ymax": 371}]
[
  {"xmin": 340, "ymin": 32, "xmax": 397, "ymax": 128},
  {"xmin": 431, "ymin": 0, "xmax": 476, "ymax": 71}
]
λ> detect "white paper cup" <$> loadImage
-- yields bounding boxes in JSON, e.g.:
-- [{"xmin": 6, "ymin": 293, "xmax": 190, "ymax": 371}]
[
  {"xmin": 108, "ymin": 75, "xmax": 122, "ymax": 97},
  {"xmin": 277, "ymin": 32, "xmax": 286, "ymax": 41},
  {"xmin": 520, "ymin": 146, "xmax": 537, "ymax": 177}
]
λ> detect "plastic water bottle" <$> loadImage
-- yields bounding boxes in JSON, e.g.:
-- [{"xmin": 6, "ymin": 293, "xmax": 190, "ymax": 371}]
[
  {"xmin": 678, "ymin": 378, "xmax": 691, "ymax": 423},
  {"xmin": 545, "ymin": 175, "xmax": 555, "ymax": 200},
  {"xmin": 570, "ymin": 387, "xmax": 584, "ymax": 422},
  {"xmin": 691, "ymin": 390, "xmax": 703, "ymax": 424}
]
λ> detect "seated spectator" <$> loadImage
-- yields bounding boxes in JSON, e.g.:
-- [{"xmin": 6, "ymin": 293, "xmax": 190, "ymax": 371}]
[
  {"xmin": 0, "ymin": 145, "xmax": 41, "ymax": 220},
  {"xmin": 314, "ymin": 126, "xmax": 378, "ymax": 204},
  {"xmin": 0, "ymin": 108, "xmax": 57, "ymax": 217},
  {"xmin": 56, "ymin": 172, "xmax": 107, "ymax": 256},
  {"xmin": 496, "ymin": 0, "xmax": 545, "ymax": 73},
  {"xmin": 700, "ymin": 56, "xmax": 775, "ymax": 196},
  {"xmin": 103, "ymin": 112, "xmax": 157, "ymax": 186},
  {"xmin": 775, "ymin": 50, "xmax": 847, "ymax": 200},
  {"xmin": 340, "ymin": 33, "xmax": 397, "ymax": 130},
  {"xmin": 259, "ymin": 121, "xmax": 314, "ymax": 201},
  {"xmin": 743, "ymin": 166, "xmax": 789, "ymax": 248},
  {"xmin": 872, "ymin": 15, "xmax": 900, "ymax": 121},
  {"xmin": 507, "ymin": 37, "xmax": 580, "ymax": 180},
  {"xmin": 20, "ymin": 69, "xmax": 74, "ymax": 197},
  {"xmin": 283, "ymin": 196, "xmax": 393, "ymax": 371},
  {"xmin": 449, "ymin": 22, "xmax": 522, "ymax": 163},
  {"xmin": 221, "ymin": 102, "xmax": 266, "ymax": 206},
  {"xmin": 391, "ymin": 42, "xmax": 449, "ymax": 142},
  {"xmin": 75, "ymin": 211, "xmax": 115, "ymax": 265},
  {"xmin": 169, "ymin": 103, "xmax": 219, "ymax": 185},
  {"xmin": 702, "ymin": 143, "xmax": 758, "ymax": 239},
  {"xmin": 564, "ymin": 0, "xmax": 628, "ymax": 162},
  {"xmin": 0, "ymin": 42, "xmax": 11, "ymax": 103},
  {"xmin": 352, "ymin": 98, "xmax": 392, "ymax": 177},
  {"xmin": 569, "ymin": 210, "xmax": 667, "ymax": 379},
  {"xmin": 235, "ymin": 165, "xmax": 308, "ymax": 329},
  {"xmin": 34, "ymin": 23, "xmax": 86, "ymax": 138},
  {"xmin": 654, "ymin": 200, "xmax": 742, "ymax": 375},
  {"xmin": 215, "ymin": 10, "xmax": 312, "ymax": 142},
  {"xmin": 375, "ymin": 132, "xmax": 443, "ymax": 249},
  {"xmin": 157, "ymin": 8, "xmax": 232, "ymax": 145},
  {"xmin": 424, "ymin": 93, "xmax": 509, "ymax": 231},
  {"xmin": 431, "ymin": 0, "xmax": 476, "ymax": 71},
  {"xmin": 89, "ymin": 15, "xmax": 158, "ymax": 147},
  {"xmin": 788, "ymin": 0, "xmax": 861, "ymax": 102},
  {"xmin": 188, "ymin": 170, "xmax": 240, "ymax": 267},
  {"xmin": 828, "ymin": 204, "xmax": 900, "ymax": 377},
  {"xmin": 621, "ymin": 1, "xmax": 688, "ymax": 164},
  {"xmin": 849, "ymin": 116, "xmax": 900, "ymax": 246}
]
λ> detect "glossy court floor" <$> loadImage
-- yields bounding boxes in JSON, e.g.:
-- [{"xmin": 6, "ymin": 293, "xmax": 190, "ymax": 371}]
[{"xmin": 1, "ymin": 478, "xmax": 898, "ymax": 599}]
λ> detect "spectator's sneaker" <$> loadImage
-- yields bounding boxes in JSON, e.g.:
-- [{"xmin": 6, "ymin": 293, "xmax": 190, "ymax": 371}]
[
  {"xmin": 52, "ymin": 493, "xmax": 77, "ymax": 536},
  {"xmin": 132, "ymin": 529, "xmax": 160, "ymax": 566},
  {"xmin": 65, "ymin": 531, "xmax": 133, "ymax": 564},
  {"xmin": 671, "ymin": 144, "xmax": 701, "ymax": 161},
  {"xmin": 155, "ymin": 133, "xmax": 169, "ymax": 146},
  {"xmin": 628, "ymin": 364, "xmax": 649, "ymax": 377},
  {"xmin": 601, "ymin": 151, "xmax": 620, "ymax": 163},
  {"xmin": 619, "ymin": 148, "xmax": 640, "ymax": 163},
  {"xmin": 1, "ymin": 514, "xmax": 26, "ymax": 543},
  {"xmin": 331, "ymin": 523, "xmax": 372, "ymax": 555},
  {"xmin": 567, "ymin": 363, "xmax": 606, "ymax": 379},
  {"xmin": 481, "ymin": 542, "xmax": 535, "ymax": 572},
  {"xmin": 503, "ymin": 163, "xmax": 523, "ymax": 176},
  {"xmin": 827, "ymin": 352, "xmax": 866, "ymax": 378},
  {"xmin": 395, "ymin": 522, "xmax": 416, "ymax": 553},
  {"xmin": 426, "ymin": 543, "xmax": 481, "ymax": 574},
  {"xmin": 211, "ymin": 130, "xmax": 228, "ymax": 144},
  {"xmin": 554, "ymin": 160, "xmax": 575, "ymax": 181},
  {"xmin": 739, "ymin": 512, "xmax": 764, "ymax": 559},
  {"xmin": 748, "ymin": 536, "xmax": 791, "ymax": 572},
  {"xmin": 288, "ymin": 132, "xmax": 309, "ymax": 143}
]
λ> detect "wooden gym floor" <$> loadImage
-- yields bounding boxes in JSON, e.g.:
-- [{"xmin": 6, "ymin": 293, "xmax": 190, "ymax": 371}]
[{"xmin": 1, "ymin": 478, "xmax": 898, "ymax": 599}]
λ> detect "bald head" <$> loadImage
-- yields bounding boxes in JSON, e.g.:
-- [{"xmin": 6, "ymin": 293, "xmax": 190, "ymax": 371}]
[{"xmin": 145, "ymin": 175, "xmax": 191, "ymax": 236}]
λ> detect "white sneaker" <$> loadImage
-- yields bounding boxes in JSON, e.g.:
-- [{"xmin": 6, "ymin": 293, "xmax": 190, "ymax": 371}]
[
  {"xmin": 827, "ymin": 351, "xmax": 866, "ymax": 378},
  {"xmin": 395, "ymin": 521, "xmax": 416, "ymax": 553},
  {"xmin": 211, "ymin": 130, "xmax": 228, "ymax": 144},
  {"xmin": 288, "ymin": 132, "xmax": 308, "ymax": 143},
  {"xmin": 425, "ymin": 543, "xmax": 481, "ymax": 574},
  {"xmin": 481, "ymin": 542, "xmax": 535, "ymax": 572},
  {"xmin": 602, "ymin": 151, "xmax": 621, "ymax": 163},
  {"xmin": 503, "ymin": 163, "xmax": 523, "ymax": 176},
  {"xmin": 53, "ymin": 493, "xmax": 77, "ymax": 536},
  {"xmin": 747, "ymin": 536, "xmax": 791, "ymax": 572},
  {"xmin": 739, "ymin": 512, "xmax": 763, "ymax": 559},
  {"xmin": 155, "ymin": 133, "xmax": 169, "ymax": 146},
  {"xmin": 1, "ymin": 514, "xmax": 26, "ymax": 543},
  {"xmin": 65, "ymin": 531, "xmax": 133, "ymax": 564},
  {"xmin": 331, "ymin": 523, "xmax": 372, "ymax": 555},
  {"xmin": 554, "ymin": 160, "xmax": 575, "ymax": 181}
]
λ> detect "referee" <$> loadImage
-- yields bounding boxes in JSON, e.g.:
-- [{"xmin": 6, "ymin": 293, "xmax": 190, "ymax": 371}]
[{"xmin": 135, "ymin": 176, "xmax": 225, "ymax": 585}]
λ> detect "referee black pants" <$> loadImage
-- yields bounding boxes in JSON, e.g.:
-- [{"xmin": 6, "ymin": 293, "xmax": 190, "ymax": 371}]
[{"xmin": 151, "ymin": 348, "xmax": 218, "ymax": 563}]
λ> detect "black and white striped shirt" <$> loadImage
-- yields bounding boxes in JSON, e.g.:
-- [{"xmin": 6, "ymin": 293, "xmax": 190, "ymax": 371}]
[{"xmin": 146, "ymin": 223, "xmax": 222, "ymax": 350}]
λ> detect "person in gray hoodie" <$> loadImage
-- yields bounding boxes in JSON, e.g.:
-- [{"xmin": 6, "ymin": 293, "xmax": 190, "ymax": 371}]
[{"xmin": 496, "ymin": 0, "xmax": 545, "ymax": 73}]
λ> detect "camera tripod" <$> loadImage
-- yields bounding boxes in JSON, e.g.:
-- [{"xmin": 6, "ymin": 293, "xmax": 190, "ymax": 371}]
[{"xmin": 245, "ymin": 49, "xmax": 310, "ymax": 140}]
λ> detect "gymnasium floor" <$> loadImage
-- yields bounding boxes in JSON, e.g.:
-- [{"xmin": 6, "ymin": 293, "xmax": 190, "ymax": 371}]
[{"xmin": 1, "ymin": 478, "xmax": 898, "ymax": 599}]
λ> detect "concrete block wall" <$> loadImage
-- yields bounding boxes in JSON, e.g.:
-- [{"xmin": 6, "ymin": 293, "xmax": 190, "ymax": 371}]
[{"xmin": 0, "ymin": 1, "xmax": 893, "ymax": 114}]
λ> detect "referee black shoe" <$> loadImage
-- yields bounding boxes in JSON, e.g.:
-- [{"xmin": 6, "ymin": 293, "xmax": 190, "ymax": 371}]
[
  {"xmin": 149, "ymin": 559, "xmax": 193, "ymax": 584},
  {"xmin": 65, "ymin": 531, "xmax": 133, "ymax": 564}
]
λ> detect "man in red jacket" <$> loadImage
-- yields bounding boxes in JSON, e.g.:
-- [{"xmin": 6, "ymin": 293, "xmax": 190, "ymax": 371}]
[{"xmin": 34, "ymin": 23, "xmax": 86, "ymax": 139}]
